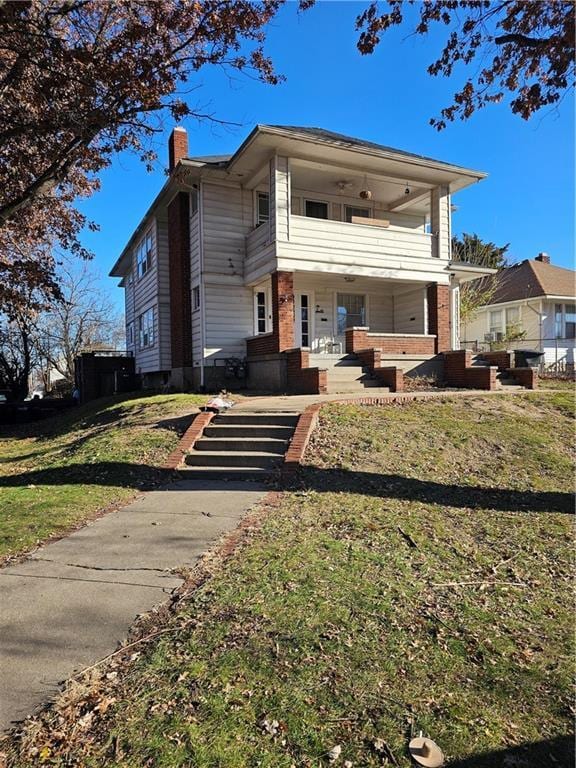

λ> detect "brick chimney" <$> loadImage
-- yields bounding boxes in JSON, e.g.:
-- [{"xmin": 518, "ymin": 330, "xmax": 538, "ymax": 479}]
[
  {"xmin": 535, "ymin": 252, "xmax": 550, "ymax": 264},
  {"xmin": 168, "ymin": 126, "xmax": 188, "ymax": 172}
]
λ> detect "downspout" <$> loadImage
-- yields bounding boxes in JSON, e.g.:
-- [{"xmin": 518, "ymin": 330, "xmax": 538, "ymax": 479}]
[
  {"xmin": 198, "ymin": 180, "xmax": 206, "ymax": 390},
  {"xmin": 524, "ymin": 300, "xmax": 546, "ymax": 351}
]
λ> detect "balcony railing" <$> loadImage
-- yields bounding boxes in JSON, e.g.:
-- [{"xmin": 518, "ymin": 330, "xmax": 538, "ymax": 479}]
[{"xmin": 288, "ymin": 215, "xmax": 433, "ymax": 259}]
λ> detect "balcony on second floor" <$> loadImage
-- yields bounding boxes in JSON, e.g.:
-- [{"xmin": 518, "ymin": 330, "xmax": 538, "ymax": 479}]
[{"xmin": 245, "ymin": 156, "xmax": 452, "ymax": 285}]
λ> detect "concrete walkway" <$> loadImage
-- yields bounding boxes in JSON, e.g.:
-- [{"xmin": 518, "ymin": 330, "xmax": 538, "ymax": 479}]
[
  {"xmin": 232, "ymin": 386, "xmax": 539, "ymax": 412},
  {"xmin": 0, "ymin": 478, "xmax": 266, "ymax": 732}
]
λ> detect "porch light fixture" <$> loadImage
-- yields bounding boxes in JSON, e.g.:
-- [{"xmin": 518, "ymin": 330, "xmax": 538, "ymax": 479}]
[
  {"xmin": 359, "ymin": 173, "xmax": 372, "ymax": 200},
  {"xmin": 404, "ymin": 183, "xmax": 410, "ymax": 195},
  {"xmin": 344, "ymin": 276, "xmax": 356, "ymax": 283},
  {"xmin": 336, "ymin": 180, "xmax": 353, "ymax": 192}
]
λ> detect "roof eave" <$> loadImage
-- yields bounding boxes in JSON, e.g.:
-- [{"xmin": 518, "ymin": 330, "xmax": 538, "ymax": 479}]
[{"xmin": 241, "ymin": 125, "xmax": 488, "ymax": 182}]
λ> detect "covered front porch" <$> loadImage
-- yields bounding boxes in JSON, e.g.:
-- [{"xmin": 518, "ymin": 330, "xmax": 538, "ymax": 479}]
[
  {"xmin": 245, "ymin": 269, "xmax": 454, "ymax": 394},
  {"xmin": 248, "ymin": 270, "xmax": 452, "ymax": 357}
]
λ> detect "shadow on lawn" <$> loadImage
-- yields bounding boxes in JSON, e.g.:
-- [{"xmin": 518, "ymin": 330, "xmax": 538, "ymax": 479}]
[
  {"xmin": 293, "ymin": 466, "xmax": 575, "ymax": 514},
  {"xmin": 0, "ymin": 463, "xmax": 573, "ymax": 514},
  {"xmin": 449, "ymin": 733, "xmax": 573, "ymax": 768}
]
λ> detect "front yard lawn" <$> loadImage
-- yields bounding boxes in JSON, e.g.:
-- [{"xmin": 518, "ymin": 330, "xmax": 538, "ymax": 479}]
[
  {"xmin": 5, "ymin": 392, "xmax": 574, "ymax": 767},
  {"xmin": 0, "ymin": 393, "xmax": 206, "ymax": 562}
]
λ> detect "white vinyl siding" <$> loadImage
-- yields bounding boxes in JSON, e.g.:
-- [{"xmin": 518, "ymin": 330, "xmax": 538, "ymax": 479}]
[
  {"xmin": 201, "ymin": 181, "xmax": 254, "ymax": 362},
  {"xmin": 203, "ymin": 283, "xmax": 253, "ymax": 361},
  {"xmin": 279, "ymin": 216, "xmax": 442, "ymax": 284},
  {"xmin": 393, "ymin": 287, "xmax": 426, "ymax": 334}
]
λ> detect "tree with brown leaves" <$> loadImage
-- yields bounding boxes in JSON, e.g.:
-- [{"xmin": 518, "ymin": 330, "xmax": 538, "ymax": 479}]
[
  {"xmin": 356, "ymin": 1, "xmax": 575, "ymax": 129},
  {"xmin": 0, "ymin": 0, "xmax": 310, "ymax": 311}
]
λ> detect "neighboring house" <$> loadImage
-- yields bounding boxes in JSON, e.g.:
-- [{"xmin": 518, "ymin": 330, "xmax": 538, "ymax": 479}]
[
  {"xmin": 462, "ymin": 254, "xmax": 576, "ymax": 371},
  {"xmin": 110, "ymin": 125, "xmax": 493, "ymax": 393}
]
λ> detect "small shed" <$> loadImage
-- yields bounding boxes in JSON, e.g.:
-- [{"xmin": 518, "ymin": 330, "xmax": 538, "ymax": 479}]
[{"xmin": 75, "ymin": 351, "xmax": 136, "ymax": 403}]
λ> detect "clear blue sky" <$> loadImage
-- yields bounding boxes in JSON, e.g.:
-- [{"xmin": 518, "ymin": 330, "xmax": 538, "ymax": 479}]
[{"xmin": 80, "ymin": 1, "xmax": 575, "ymax": 310}]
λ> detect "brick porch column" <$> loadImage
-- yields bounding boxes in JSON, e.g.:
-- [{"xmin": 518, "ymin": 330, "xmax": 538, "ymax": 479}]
[
  {"xmin": 271, "ymin": 270, "xmax": 295, "ymax": 351},
  {"xmin": 427, "ymin": 283, "xmax": 451, "ymax": 353},
  {"xmin": 168, "ymin": 192, "xmax": 192, "ymax": 383}
]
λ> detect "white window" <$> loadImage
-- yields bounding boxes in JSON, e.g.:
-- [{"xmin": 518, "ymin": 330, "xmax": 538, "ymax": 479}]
[
  {"xmin": 555, "ymin": 303, "xmax": 576, "ymax": 339},
  {"xmin": 192, "ymin": 285, "xmax": 200, "ymax": 311},
  {"xmin": 305, "ymin": 199, "xmax": 329, "ymax": 220},
  {"xmin": 505, "ymin": 306, "xmax": 520, "ymax": 333},
  {"xmin": 139, "ymin": 308, "xmax": 155, "ymax": 349},
  {"xmin": 256, "ymin": 192, "xmax": 269, "ymax": 226},
  {"xmin": 489, "ymin": 310, "xmax": 503, "ymax": 335},
  {"xmin": 254, "ymin": 289, "xmax": 270, "ymax": 335},
  {"xmin": 299, "ymin": 294, "xmax": 311, "ymax": 348},
  {"xmin": 126, "ymin": 321, "xmax": 134, "ymax": 347},
  {"xmin": 337, "ymin": 293, "xmax": 366, "ymax": 335},
  {"xmin": 345, "ymin": 205, "xmax": 370, "ymax": 223},
  {"xmin": 566, "ymin": 304, "xmax": 576, "ymax": 339},
  {"xmin": 135, "ymin": 230, "xmax": 154, "ymax": 279}
]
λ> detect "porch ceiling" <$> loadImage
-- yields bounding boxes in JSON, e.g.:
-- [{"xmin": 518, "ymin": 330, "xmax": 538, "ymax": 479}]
[
  {"xmin": 290, "ymin": 160, "xmax": 430, "ymax": 215},
  {"xmin": 292, "ymin": 271, "xmax": 434, "ymax": 294}
]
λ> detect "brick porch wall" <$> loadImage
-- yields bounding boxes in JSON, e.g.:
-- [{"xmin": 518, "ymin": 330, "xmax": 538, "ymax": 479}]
[
  {"xmin": 168, "ymin": 191, "xmax": 192, "ymax": 369},
  {"xmin": 285, "ymin": 348, "xmax": 327, "ymax": 394},
  {"xmin": 355, "ymin": 348, "xmax": 404, "ymax": 392},
  {"xmin": 427, "ymin": 283, "xmax": 451, "ymax": 353},
  {"xmin": 444, "ymin": 350, "xmax": 497, "ymax": 390},
  {"xmin": 246, "ymin": 332, "xmax": 277, "ymax": 357},
  {"xmin": 508, "ymin": 367, "xmax": 538, "ymax": 389},
  {"xmin": 480, "ymin": 351, "xmax": 514, "ymax": 371},
  {"xmin": 345, "ymin": 328, "xmax": 435, "ymax": 355}
]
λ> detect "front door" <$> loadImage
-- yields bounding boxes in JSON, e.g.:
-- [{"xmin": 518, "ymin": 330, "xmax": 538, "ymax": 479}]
[
  {"xmin": 295, "ymin": 292, "xmax": 312, "ymax": 349},
  {"xmin": 336, "ymin": 292, "xmax": 366, "ymax": 348}
]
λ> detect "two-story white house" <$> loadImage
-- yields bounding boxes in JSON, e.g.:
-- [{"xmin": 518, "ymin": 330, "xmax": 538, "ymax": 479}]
[{"xmin": 110, "ymin": 125, "xmax": 492, "ymax": 393}]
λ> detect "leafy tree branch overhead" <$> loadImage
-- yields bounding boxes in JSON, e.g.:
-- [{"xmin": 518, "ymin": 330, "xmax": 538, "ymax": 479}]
[{"xmin": 355, "ymin": 1, "xmax": 575, "ymax": 129}]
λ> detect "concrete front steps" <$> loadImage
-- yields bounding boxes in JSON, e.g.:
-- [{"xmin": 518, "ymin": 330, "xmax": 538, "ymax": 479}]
[
  {"xmin": 182, "ymin": 411, "xmax": 299, "ymax": 478},
  {"xmin": 470, "ymin": 354, "xmax": 522, "ymax": 389},
  {"xmin": 309, "ymin": 353, "xmax": 391, "ymax": 394}
]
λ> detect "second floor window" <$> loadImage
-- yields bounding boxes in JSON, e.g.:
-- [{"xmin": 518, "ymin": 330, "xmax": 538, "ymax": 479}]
[
  {"xmin": 139, "ymin": 307, "xmax": 155, "ymax": 349},
  {"xmin": 257, "ymin": 192, "xmax": 269, "ymax": 226},
  {"xmin": 345, "ymin": 205, "xmax": 370, "ymax": 223},
  {"xmin": 136, "ymin": 230, "xmax": 154, "ymax": 279},
  {"xmin": 305, "ymin": 199, "xmax": 328, "ymax": 220},
  {"xmin": 127, "ymin": 321, "xmax": 134, "ymax": 347}
]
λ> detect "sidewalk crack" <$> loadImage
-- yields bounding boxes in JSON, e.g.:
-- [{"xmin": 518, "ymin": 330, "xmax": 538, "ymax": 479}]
[{"xmin": 32, "ymin": 557, "xmax": 172, "ymax": 574}]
